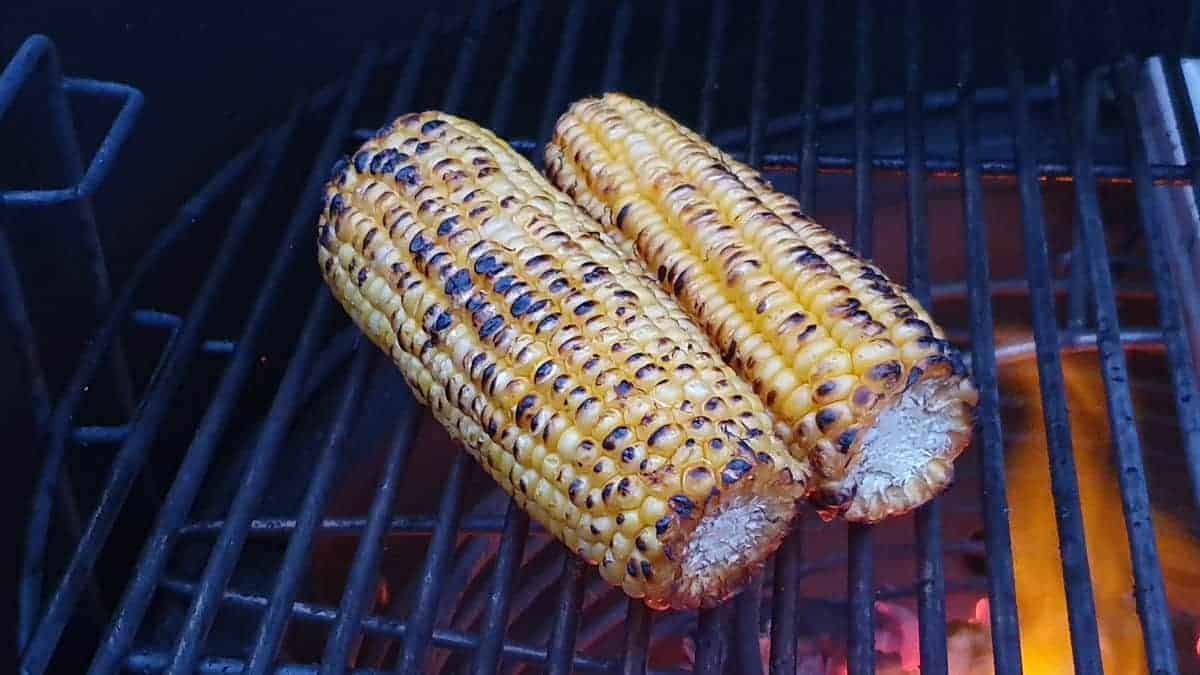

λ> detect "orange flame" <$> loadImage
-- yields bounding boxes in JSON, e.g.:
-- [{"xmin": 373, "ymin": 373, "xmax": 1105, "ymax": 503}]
[{"xmin": 1002, "ymin": 351, "xmax": 1200, "ymax": 674}]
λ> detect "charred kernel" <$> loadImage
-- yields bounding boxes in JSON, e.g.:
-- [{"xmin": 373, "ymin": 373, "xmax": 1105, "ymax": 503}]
[
  {"xmin": 614, "ymin": 380, "xmax": 634, "ymax": 398},
  {"xmin": 414, "ymin": 141, "xmax": 432, "ymax": 154},
  {"xmin": 515, "ymin": 395, "xmax": 538, "ymax": 422},
  {"xmin": 569, "ymin": 479, "xmax": 584, "ymax": 500},
  {"xmin": 468, "ymin": 205, "xmax": 489, "ymax": 218},
  {"xmin": 839, "ymin": 429, "xmax": 858, "ymax": 451},
  {"xmin": 617, "ymin": 477, "xmax": 631, "ymax": 495},
  {"xmin": 328, "ymin": 194, "xmax": 346, "ymax": 217},
  {"xmin": 466, "ymin": 293, "xmax": 486, "ymax": 312},
  {"xmin": 437, "ymin": 216, "xmax": 459, "ymax": 235},
  {"xmin": 493, "ymin": 276, "xmax": 515, "ymax": 293},
  {"xmin": 444, "ymin": 269, "xmax": 472, "ymax": 295},
  {"xmin": 432, "ymin": 313, "xmax": 452, "ymax": 332},
  {"xmin": 479, "ymin": 316, "xmax": 504, "ymax": 338},
  {"xmin": 603, "ymin": 426, "xmax": 632, "ymax": 450},
  {"xmin": 526, "ymin": 254, "xmax": 553, "ymax": 268},
  {"xmin": 815, "ymin": 408, "xmax": 839, "ymax": 432},
  {"xmin": 511, "ymin": 292, "xmax": 535, "ymax": 317},
  {"xmin": 616, "ymin": 513, "xmax": 624, "ymax": 524},
  {"xmin": 602, "ymin": 483, "xmax": 615, "ymax": 502},
  {"xmin": 721, "ymin": 458, "xmax": 753, "ymax": 485},
  {"xmin": 394, "ymin": 165, "xmax": 420, "ymax": 185},
  {"xmin": 709, "ymin": 438, "xmax": 724, "ymax": 450},
  {"xmin": 574, "ymin": 300, "xmax": 597, "ymax": 315},
  {"xmin": 420, "ymin": 119, "xmax": 446, "ymax": 135},
  {"xmin": 526, "ymin": 299, "xmax": 550, "ymax": 315},
  {"xmin": 534, "ymin": 361, "xmax": 555, "ymax": 382},
  {"xmin": 621, "ymin": 447, "xmax": 636, "ymax": 462},
  {"xmin": 356, "ymin": 267, "xmax": 368, "ymax": 286},
  {"xmin": 536, "ymin": 313, "xmax": 560, "ymax": 334},
  {"xmin": 474, "ymin": 255, "xmax": 502, "ymax": 275},
  {"xmin": 852, "ymin": 386, "xmax": 877, "ymax": 408},
  {"xmin": 626, "ymin": 560, "xmax": 639, "ymax": 577},
  {"xmin": 640, "ymin": 560, "xmax": 654, "ymax": 580},
  {"xmin": 669, "ymin": 495, "xmax": 694, "ymax": 517},
  {"xmin": 463, "ymin": 189, "xmax": 481, "ymax": 203},
  {"xmin": 352, "ymin": 151, "xmax": 371, "ymax": 172},
  {"xmin": 655, "ymin": 516, "xmax": 671, "ymax": 535},
  {"xmin": 690, "ymin": 416, "xmax": 711, "ymax": 430},
  {"xmin": 868, "ymin": 361, "xmax": 903, "ymax": 384}
]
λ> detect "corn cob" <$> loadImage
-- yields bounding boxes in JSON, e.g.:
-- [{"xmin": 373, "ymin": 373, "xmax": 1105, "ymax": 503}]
[
  {"xmin": 317, "ymin": 111, "xmax": 808, "ymax": 609},
  {"xmin": 545, "ymin": 93, "xmax": 978, "ymax": 523}
]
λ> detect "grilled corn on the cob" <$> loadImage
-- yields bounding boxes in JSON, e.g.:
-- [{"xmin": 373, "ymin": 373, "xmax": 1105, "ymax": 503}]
[
  {"xmin": 317, "ymin": 111, "xmax": 809, "ymax": 609},
  {"xmin": 545, "ymin": 93, "xmax": 978, "ymax": 523}
]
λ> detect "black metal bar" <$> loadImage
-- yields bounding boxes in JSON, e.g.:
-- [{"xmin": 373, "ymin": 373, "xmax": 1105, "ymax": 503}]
[
  {"xmin": 394, "ymin": 452, "xmax": 470, "ymax": 673},
  {"xmin": 620, "ymin": 600, "xmax": 651, "ymax": 675},
  {"xmin": 1006, "ymin": 9, "xmax": 1109, "ymax": 674},
  {"xmin": 1110, "ymin": 43, "xmax": 1200, "ymax": 518},
  {"xmin": 0, "ymin": 225, "xmax": 51, "ymax": 436},
  {"xmin": 694, "ymin": 602, "xmax": 730, "ymax": 675},
  {"xmin": 846, "ymin": 523, "xmax": 874, "ymax": 675},
  {"xmin": 651, "ymin": 0, "xmax": 681, "ymax": 104},
  {"xmin": 852, "ymin": 0, "xmax": 874, "ymax": 257},
  {"xmin": 176, "ymin": 512, "xmax": 548, "ymax": 539},
  {"xmin": 545, "ymin": 555, "xmax": 586, "ymax": 675},
  {"xmin": 245, "ymin": 347, "xmax": 372, "ymax": 674},
  {"xmin": 847, "ymin": 4, "xmax": 876, "ymax": 674},
  {"xmin": 321, "ymin": 390, "xmax": 419, "ymax": 674},
  {"xmin": 798, "ymin": 0, "xmax": 823, "ymax": 215},
  {"xmin": 385, "ymin": 13, "xmax": 438, "ymax": 119},
  {"xmin": 747, "ymin": 0, "xmax": 778, "ymax": 169},
  {"xmin": 21, "ymin": 113, "xmax": 290, "ymax": 675},
  {"xmin": 904, "ymin": 3, "xmax": 948, "ymax": 672},
  {"xmin": 536, "ymin": 0, "xmax": 588, "ymax": 155},
  {"xmin": 20, "ymin": 133, "xmax": 260, "ymax": 665},
  {"xmin": 0, "ymin": 38, "xmax": 139, "ymax": 418},
  {"xmin": 125, "ymin": 652, "xmax": 387, "ymax": 675},
  {"xmin": 697, "ymin": 0, "xmax": 730, "ymax": 136},
  {"xmin": 768, "ymin": 534, "xmax": 799, "ymax": 675},
  {"xmin": 163, "ymin": 291, "xmax": 336, "ymax": 673},
  {"xmin": 957, "ymin": 4, "xmax": 1026, "ymax": 673},
  {"xmin": 442, "ymin": 0, "xmax": 493, "ymax": 114},
  {"xmin": 488, "ymin": 0, "xmax": 542, "ymax": 133},
  {"xmin": 733, "ymin": 576, "xmax": 764, "ymax": 675},
  {"xmin": 470, "ymin": 504, "xmax": 530, "ymax": 675},
  {"xmin": 87, "ymin": 51, "xmax": 371, "ymax": 675},
  {"xmin": 155, "ymin": 578, "xmax": 616, "ymax": 672},
  {"xmin": 602, "ymin": 0, "xmax": 634, "ymax": 92},
  {"xmin": 1161, "ymin": 56, "xmax": 1200, "ymax": 211},
  {"xmin": 1057, "ymin": 4, "xmax": 1180, "ymax": 671}
]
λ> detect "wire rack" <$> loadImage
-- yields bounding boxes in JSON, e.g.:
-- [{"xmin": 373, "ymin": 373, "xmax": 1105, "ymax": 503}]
[{"xmin": 12, "ymin": 0, "xmax": 1200, "ymax": 673}]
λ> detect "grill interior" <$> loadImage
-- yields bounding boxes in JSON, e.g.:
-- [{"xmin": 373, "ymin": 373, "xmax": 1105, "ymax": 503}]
[{"xmin": 9, "ymin": 0, "xmax": 1200, "ymax": 673}]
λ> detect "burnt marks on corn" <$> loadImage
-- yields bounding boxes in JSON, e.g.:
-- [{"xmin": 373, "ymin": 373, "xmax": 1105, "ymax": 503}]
[
  {"xmin": 669, "ymin": 495, "xmax": 695, "ymax": 517},
  {"xmin": 444, "ymin": 269, "xmax": 472, "ymax": 296},
  {"xmin": 867, "ymin": 361, "xmax": 903, "ymax": 388},
  {"xmin": 721, "ymin": 458, "xmax": 753, "ymax": 485}
]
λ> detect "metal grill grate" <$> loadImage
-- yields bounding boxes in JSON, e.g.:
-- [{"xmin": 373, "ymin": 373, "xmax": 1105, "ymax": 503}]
[{"xmin": 11, "ymin": 0, "xmax": 1200, "ymax": 673}]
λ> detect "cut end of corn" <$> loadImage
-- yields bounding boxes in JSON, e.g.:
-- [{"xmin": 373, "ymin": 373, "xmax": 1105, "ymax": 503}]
[
  {"xmin": 545, "ymin": 91, "xmax": 980, "ymax": 523},
  {"xmin": 317, "ymin": 109, "xmax": 807, "ymax": 610},
  {"xmin": 824, "ymin": 369, "xmax": 977, "ymax": 523}
]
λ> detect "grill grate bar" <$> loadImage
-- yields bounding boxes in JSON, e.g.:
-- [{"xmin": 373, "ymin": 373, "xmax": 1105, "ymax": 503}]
[
  {"xmin": 537, "ymin": 0, "xmax": 588, "ymax": 158},
  {"xmin": 246, "ymin": 347, "xmax": 374, "ymax": 674},
  {"xmin": 620, "ymin": 600, "xmax": 652, "ymax": 675},
  {"xmin": 396, "ymin": 453, "xmax": 471, "ymax": 672},
  {"xmin": 734, "ymin": 3, "xmax": 779, "ymax": 673},
  {"xmin": 847, "ymin": 3, "xmax": 877, "ymax": 674},
  {"xmin": 393, "ymin": 0, "xmax": 496, "ymax": 663},
  {"xmin": 603, "ymin": 0, "xmax": 634, "ymax": 92},
  {"xmin": 693, "ymin": 0, "xmax": 732, "ymax": 669},
  {"xmin": 1115, "ymin": 54, "xmax": 1200, "ymax": 511},
  {"xmin": 160, "ymin": 48, "xmax": 378, "ymax": 674},
  {"xmin": 651, "ymin": 0, "xmax": 681, "ymax": 105},
  {"xmin": 469, "ymin": 504, "xmax": 530, "ymax": 675},
  {"xmin": 155, "ymin": 577, "xmax": 616, "ymax": 672},
  {"xmin": 79, "ymin": 123, "xmax": 308, "ymax": 675},
  {"xmin": 1058, "ymin": 3, "xmax": 1180, "ymax": 671},
  {"xmin": 697, "ymin": 0, "xmax": 730, "ymax": 138},
  {"xmin": 957, "ymin": 4, "xmax": 1028, "ymax": 673},
  {"xmin": 1003, "ymin": 7, "xmax": 1105, "ymax": 673},
  {"xmin": 321, "ymin": 391, "xmax": 420, "ymax": 673},
  {"xmin": 906, "ymin": 1, "xmax": 949, "ymax": 672},
  {"xmin": 487, "ymin": 0, "xmax": 542, "ymax": 133},
  {"xmin": 768, "ymin": 535, "xmax": 800, "ymax": 675},
  {"xmin": 546, "ymin": 556, "xmax": 587, "ymax": 675}
]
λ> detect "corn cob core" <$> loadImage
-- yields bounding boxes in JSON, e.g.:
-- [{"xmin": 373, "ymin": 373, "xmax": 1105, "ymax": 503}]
[
  {"xmin": 545, "ymin": 93, "xmax": 979, "ymax": 523},
  {"xmin": 316, "ymin": 111, "xmax": 808, "ymax": 609}
]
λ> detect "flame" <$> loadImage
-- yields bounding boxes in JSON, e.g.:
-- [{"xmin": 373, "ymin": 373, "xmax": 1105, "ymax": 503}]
[{"xmin": 1002, "ymin": 351, "xmax": 1200, "ymax": 674}]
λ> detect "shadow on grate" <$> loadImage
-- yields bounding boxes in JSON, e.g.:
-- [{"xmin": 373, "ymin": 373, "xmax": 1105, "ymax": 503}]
[{"xmin": 13, "ymin": 0, "xmax": 1200, "ymax": 673}]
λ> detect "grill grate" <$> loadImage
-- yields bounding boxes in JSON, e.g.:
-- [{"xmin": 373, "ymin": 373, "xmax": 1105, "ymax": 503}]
[{"xmin": 11, "ymin": 0, "xmax": 1200, "ymax": 673}]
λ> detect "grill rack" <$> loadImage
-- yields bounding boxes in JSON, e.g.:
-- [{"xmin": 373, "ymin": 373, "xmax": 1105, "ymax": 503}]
[{"xmin": 12, "ymin": 0, "xmax": 1200, "ymax": 673}]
